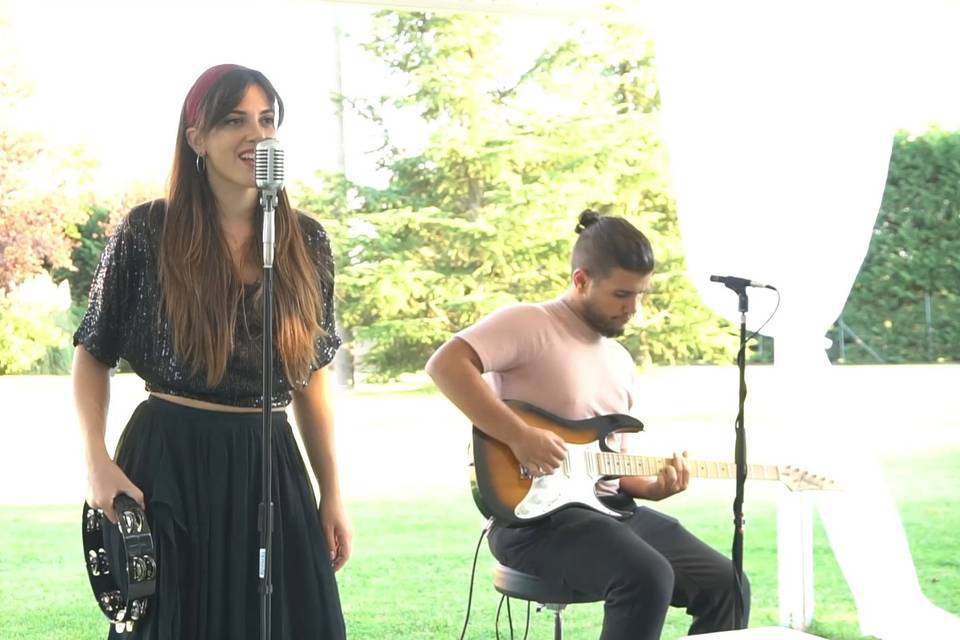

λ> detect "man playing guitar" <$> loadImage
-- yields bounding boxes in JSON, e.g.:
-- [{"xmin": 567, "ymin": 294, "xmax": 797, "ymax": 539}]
[{"xmin": 426, "ymin": 210, "xmax": 750, "ymax": 639}]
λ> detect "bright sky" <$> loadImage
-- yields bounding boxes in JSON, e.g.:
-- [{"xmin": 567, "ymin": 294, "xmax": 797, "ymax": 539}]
[
  {"xmin": 6, "ymin": 0, "xmax": 386, "ymax": 191},
  {"xmin": 6, "ymin": 0, "xmax": 960, "ymax": 195}
]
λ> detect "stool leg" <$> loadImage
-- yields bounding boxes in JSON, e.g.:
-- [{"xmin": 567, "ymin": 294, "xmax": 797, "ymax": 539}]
[{"xmin": 554, "ymin": 608, "xmax": 562, "ymax": 640}]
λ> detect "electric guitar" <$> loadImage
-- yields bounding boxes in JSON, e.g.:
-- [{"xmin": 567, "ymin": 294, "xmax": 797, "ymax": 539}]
[{"xmin": 469, "ymin": 400, "xmax": 838, "ymax": 525}]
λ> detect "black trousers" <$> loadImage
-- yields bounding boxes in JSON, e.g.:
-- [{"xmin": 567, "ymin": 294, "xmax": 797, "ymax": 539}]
[{"xmin": 488, "ymin": 500, "xmax": 750, "ymax": 639}]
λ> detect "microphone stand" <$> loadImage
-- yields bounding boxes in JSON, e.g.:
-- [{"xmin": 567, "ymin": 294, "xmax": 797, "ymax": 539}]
[
  {"xmin": 726, "ymin": 283, "xmax": 750, "ymax": 629},
  {"xmin": 258, "ymin": 191, "xmax": 277, "ymax": 640}
]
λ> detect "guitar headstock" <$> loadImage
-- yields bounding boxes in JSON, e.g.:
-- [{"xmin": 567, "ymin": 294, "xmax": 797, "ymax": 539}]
[{"xmin": 778, "ymin": 465, "xmax": 840, "ymax": 492}]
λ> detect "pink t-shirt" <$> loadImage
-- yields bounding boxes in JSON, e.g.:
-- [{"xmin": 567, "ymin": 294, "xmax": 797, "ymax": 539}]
[{"xmin": 457, "ymin": 298, "xmax": 637, "ymax": 494}]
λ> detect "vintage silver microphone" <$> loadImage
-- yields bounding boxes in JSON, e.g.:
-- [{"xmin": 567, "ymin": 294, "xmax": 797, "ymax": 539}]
[
  {"xmin": 254, "ymin": 137, "xmax": 283, "ymax": 640},
  {"xmin": 255, "ymin": 138, "xmax": 284, "ymax": 268}
]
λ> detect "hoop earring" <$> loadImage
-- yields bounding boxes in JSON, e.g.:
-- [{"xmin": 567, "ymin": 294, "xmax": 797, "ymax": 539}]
[{"xmin": 195, "ymin": 154, "xmax": 206, "ymax": 174}]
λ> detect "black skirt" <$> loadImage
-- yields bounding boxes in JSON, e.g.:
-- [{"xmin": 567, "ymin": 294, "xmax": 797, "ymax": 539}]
[{"xmin": 109, "ymin": 396, "xmax": 346, "ymax": 640}]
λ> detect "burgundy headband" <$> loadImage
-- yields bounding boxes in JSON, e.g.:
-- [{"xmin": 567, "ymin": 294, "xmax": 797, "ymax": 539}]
[{"xmin": 184, "ymin": 64, "xmax": 245, "ymax": 127}]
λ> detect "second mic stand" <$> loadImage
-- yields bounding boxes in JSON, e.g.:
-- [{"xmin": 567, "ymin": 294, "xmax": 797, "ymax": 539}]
[
  {"xmin": 258, "ymin": 195, "xmax": 277, "ymax": 640},
  {"xmin": 727, "ymin": 284, "xmax": 750, "ymax": 629}
]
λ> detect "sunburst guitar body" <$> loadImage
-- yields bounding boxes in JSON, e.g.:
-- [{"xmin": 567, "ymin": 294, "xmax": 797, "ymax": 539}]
[{"xmin": 469, "ymin": 400, "xmax": 838, "ymax": 526}]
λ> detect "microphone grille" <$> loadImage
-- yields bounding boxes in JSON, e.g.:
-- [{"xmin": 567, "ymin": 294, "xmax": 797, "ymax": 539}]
[{"xmin": 255, "ymin": 139, "xmax": 284, "ymax": 188}]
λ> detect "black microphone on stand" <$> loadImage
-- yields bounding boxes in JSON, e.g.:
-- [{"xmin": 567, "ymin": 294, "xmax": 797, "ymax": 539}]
[
  {"xmin": 709, "ymin": 271, "xmax": 777, "ymax": 630},
  {"xmin": 255, "ymin": 137, "xmax": 283, "ymax": 640},
  {"xmin": 709, "ymin": 274, "xmax": 776, "ymax": 291}
]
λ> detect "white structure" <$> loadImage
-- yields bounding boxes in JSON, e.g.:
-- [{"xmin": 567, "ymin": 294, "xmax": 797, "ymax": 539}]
[{"xmin": 649, "ymin": 1, "xmax": 960, "ymax": 637}]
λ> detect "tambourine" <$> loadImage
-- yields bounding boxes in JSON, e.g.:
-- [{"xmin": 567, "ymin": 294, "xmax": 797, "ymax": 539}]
[{"xmin": 82, "ymin": 493, "xmax": 157, "ymax": 634}]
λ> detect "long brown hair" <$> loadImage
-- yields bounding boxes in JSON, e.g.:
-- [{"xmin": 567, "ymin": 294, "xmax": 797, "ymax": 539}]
[{"xmin": 159, "ymin": 66, "xmax": 328, "ymax": 387}]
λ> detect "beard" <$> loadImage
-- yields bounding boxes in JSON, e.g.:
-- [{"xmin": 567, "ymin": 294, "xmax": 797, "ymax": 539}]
[{"xmin": 580, "ymin": 302, "xmax": 630, "ymax": 338}]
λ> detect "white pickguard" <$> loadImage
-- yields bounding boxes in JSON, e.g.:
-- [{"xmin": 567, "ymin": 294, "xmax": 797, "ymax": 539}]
[{"xmin": 514, "ymin": 441, "xmax": 623, "ymax": 520}]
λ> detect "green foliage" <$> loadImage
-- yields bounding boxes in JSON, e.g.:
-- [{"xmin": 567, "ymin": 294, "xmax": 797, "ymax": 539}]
[
  {"xmin": 0, "ymin": 275, "xmax": 71, "ymax": 374},
  {"xmin": 0, "ymin": 125, "xmax": 88, "ymax": 294},
  {"xmin": 302, "ymin": 11, "xmax": 735, "ymax": 379},
  {"xmin": 0, "ymin": 34, "xmax": 92, "ymax": 295},
  {"xmin": 53, "ymin": 205, "xmax": 112, "ymax": 306},
  {"xmin": 840, "ymin": 129, "xmax": 960, "ymax": 363},
  {"xmin": 25, "ymin": 303, "xmax": 86, "ymax": 375},
  {"xmin": 0, "ymin": 26, "xmax": 105, "ymax": 374}
]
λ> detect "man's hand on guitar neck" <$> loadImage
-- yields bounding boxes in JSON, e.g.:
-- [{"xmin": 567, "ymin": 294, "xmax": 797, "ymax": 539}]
[
  {"xmin": 622, "ymin": 451, "xmax": 690, "ymax": 501},
  {"xmin": 510, "ymin": 424, "xmax": 567, "ymax": 478}
]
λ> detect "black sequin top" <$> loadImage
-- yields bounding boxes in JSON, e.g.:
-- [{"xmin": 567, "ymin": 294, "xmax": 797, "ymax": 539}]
[{"xmin": 73, "ymin": 200, "xmax": 341, "ymax": 408}]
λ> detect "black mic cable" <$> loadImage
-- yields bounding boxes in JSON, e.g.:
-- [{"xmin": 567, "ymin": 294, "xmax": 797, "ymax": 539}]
[
  {"xmin": 460, "ymin": 517, "xmax": 495, "ymax": 640},
  {"xmin": 495, "ymin": 594, "xmax": 531, "ymax": 640}
]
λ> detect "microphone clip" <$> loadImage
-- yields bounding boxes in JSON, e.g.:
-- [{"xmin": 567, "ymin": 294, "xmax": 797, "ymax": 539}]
[{"xmin": 710, "ymin": 275, "xmax": 773, "ymax": 313}]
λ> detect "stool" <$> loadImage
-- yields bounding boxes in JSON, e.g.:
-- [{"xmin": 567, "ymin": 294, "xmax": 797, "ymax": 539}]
[{"xmin": 493, "ymin": 562, "xmax": 599, "ymax": 640}]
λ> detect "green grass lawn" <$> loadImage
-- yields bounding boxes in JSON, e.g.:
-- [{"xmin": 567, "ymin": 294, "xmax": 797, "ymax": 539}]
[
  {"xmin": 1, "ymin": 449, "xmax": 957, "ymax": 640},
  {"xmin": 3, "ymin": 368, "xmax": 958, "ymax": 638}
]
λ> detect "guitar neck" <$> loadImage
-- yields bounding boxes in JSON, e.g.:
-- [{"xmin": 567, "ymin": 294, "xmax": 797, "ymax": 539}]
[{"xmin": 596, "ymin": 452, "xmax": 782, "ymax": 482}]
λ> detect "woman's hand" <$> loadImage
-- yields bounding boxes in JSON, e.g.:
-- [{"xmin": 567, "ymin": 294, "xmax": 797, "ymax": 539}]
[
  {"xmin": 319, "ymin": 497, "xmax": 352, "ymax": 572},
  {"xmin": 87, "ymin": 457, "xmax": 145, "ymax": 523}
]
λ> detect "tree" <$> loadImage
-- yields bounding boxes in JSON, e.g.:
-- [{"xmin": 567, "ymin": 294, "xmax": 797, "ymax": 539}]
[
  {"xmin": 0, "ymin": 124, "xmax": 84, "ymax": 293},
  {"xmin": 54, "ymin": 184, "xmax": 161, "ymax": 307},
  {"xmin": 839, "ymin": 129, "xmax": 960, "ymax": 363},
  {"xmin": 0, "ymin": 19, "xmax": 93, "ymax": 373},
  {"xmin": 300, "ymin": 10, "xmax": 737, "ymax": 380},
  {"xmin": 0, "ymin": 22, "xmax": 88, "ymax": 293},
  {"xmin": 0, "ymin": 273, "xmax": 72, "ymax": 374}
]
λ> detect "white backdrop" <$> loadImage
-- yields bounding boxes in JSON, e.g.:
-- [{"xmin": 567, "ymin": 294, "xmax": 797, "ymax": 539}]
[{"xmin": 650, "ymin": 1, "xmax": 960, "ymax": 637}]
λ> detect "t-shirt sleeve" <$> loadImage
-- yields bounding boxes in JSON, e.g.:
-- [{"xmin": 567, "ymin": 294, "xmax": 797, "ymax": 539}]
[
  {"xmin": 307, "ymin": 221, "xmax": 342, "ymax": 372},
  {"xmin": 456, "ymin": 304, "xmax": 546, "ymax": 373},
  {"xmin": 625, "ymin": 352, "xmax": 637, "ymax": 413},
  {"xmin": 72, "ymin": 216, "xmax": 137, "ymax": 368}
]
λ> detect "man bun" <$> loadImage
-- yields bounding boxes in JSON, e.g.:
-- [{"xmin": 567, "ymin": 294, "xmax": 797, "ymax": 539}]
[
  {"xmin": 571, "ymin": 210, "xmax": 654, "ymax": 278},
  {"xmin": 576, "ymin": 209, "xmax": 601, "ymax": 234}
]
